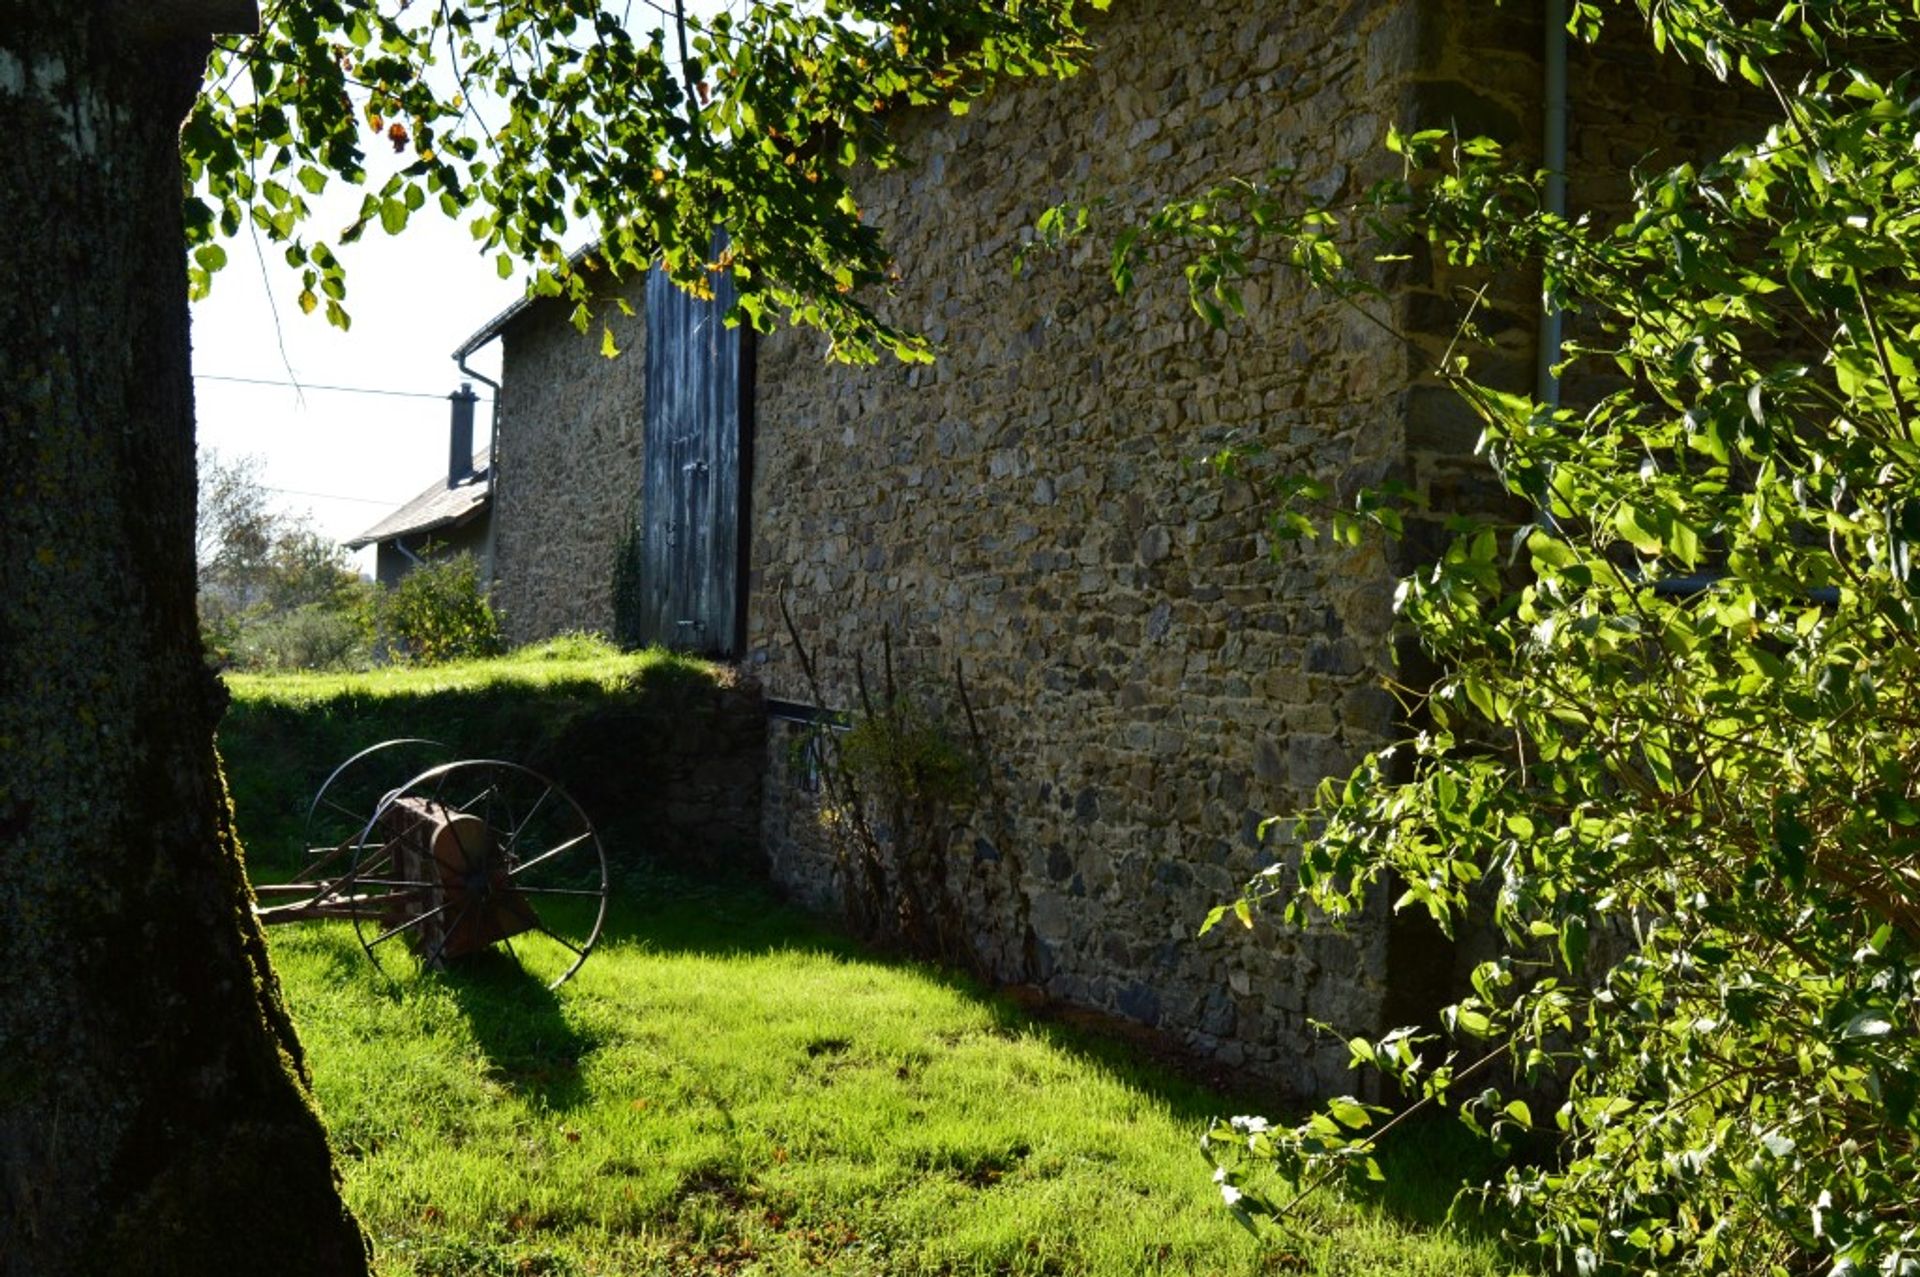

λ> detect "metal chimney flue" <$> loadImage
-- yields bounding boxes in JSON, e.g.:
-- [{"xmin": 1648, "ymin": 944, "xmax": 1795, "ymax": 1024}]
[{"xmin": 448, "ymin": 383, "xmax": 477, "ymax": 488}]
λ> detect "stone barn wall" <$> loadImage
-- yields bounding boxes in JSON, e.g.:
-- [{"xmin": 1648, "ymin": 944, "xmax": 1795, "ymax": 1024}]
[
  {"xmin": 473, "ymin": 0, "xmax": 1757, "ymax": 1098},
  {"xmin": 747, "ymin": 0, "xmax": 1454, "ymax": 1096},
  {"xmin": 490, "ymin": 287, "xmax": 649, "ymax": 645}
]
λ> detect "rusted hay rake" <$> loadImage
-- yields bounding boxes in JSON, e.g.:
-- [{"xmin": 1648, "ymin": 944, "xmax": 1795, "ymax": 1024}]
[{"xmin": 254, "ymin": 739, "xmax": 610, "ymax": 988}]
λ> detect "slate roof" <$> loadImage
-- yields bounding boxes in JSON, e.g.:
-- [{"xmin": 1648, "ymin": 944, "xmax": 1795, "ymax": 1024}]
[{"xmin": 345, "ymin": 451, "xmax": 492, "ymax": 550}]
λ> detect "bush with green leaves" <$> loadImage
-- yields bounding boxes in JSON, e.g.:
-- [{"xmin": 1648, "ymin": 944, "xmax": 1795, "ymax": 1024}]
[
  {"xmin": 230, "ymin": 602, "xmax": 372, "ymax": 672},
  {"xmin": 1063, "ymin": 2, "xmax": 1920, "ymax": 1272},
  {"xmin": 375, "ymin": 552, "xmax": 503, "ymax": 666}
]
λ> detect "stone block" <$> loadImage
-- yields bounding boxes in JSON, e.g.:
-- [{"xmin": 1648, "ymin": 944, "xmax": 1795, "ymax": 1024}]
[{"xmin": 1116, "ymin": 982, "xmax": 1163, "ymax": 1027}]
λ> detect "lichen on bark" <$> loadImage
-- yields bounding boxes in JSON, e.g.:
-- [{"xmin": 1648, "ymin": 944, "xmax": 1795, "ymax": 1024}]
[{"xmin": 0, "ymin": 8, "xmax": 368, "ymax": 1273}]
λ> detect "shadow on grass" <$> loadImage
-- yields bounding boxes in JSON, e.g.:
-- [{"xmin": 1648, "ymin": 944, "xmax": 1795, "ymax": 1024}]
[
  {"xmin": 595, "ymin": 867, "xmax": 866, "ymax": 961},
  {"xmin": 597, "ymin": 867, "xmax": 1259, "ymax": 1126},
  {"xmin": 277, "ymin": 858, "xmax": 1514, "ymax": 1245},
  {"xmin": 274, "ymin": 914, "xmax": 599, "ymax": 1110},
  {"xmin": 437, "ymin": 950, "xmax": 600, "ymax": 1110}
]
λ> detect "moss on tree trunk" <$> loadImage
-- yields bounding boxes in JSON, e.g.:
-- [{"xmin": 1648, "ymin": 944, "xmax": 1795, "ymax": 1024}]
[{"xmin": 0, "ymin": 7, "xmax": 368, "ymax": 1273}]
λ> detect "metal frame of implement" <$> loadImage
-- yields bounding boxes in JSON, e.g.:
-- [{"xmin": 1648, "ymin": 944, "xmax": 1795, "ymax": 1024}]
[{"xmin": 253, "ymin": 740, "xmax": 610, "ymax": 989}]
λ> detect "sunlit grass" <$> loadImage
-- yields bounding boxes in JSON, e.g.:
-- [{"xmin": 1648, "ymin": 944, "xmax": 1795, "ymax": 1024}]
[
  {"xmin": 225, "ymin": 634, "xmax": 712, "ymax": 707},
  {"xmin": 271, "ymin": 873, "xmax": 1522, "ymax": 1277},
  {"xmin": 236, "ymin": 645, "xmax": 1521, "ymax": 1274}
]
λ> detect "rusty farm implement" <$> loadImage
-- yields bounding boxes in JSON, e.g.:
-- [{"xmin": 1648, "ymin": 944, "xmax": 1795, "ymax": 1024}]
[{"xmin": 253, "ymin": 739, "xmax": 610, "ymax": 988}]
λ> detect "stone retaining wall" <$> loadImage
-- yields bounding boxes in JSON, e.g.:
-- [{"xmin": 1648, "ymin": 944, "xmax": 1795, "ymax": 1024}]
[{"xmin": 530, "ymin": 674, "xmax": 767, "ymax": 874}]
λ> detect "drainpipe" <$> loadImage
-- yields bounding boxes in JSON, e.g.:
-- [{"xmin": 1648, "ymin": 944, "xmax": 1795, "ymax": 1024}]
[
  {"xmin": 456, "ymin": 345, "xmax": 503, "ymax": 589},
  {"xmin": 1536, "ymin": 0, "xmax": 1569, "ymax": 414}
]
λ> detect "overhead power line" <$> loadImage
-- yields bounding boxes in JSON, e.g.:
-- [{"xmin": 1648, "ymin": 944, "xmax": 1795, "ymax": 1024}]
[
  {"xmin": 194, "ymin": 372, "xmax": 493, "ymax": 402},
  {"xmin": 264, "ymin": 485, "xmax": 409, "ymax": 507}
]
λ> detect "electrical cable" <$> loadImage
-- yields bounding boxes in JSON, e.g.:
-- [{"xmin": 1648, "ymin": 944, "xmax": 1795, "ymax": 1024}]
[
  {"xmin": 262, "ymin": 485, "xmax": 412, "ymax": 507},
  {"xmin": 194, "ymin": 372, "xmax": 492, "ymax": 402}
]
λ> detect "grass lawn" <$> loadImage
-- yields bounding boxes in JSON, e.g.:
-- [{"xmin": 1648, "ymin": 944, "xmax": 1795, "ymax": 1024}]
[
  {"xmin": 267, "ymin": 873, "xmax": 1518, "ymax": 1276},
  {"xmin": 230, "ymin": 644, "xmax": 1520, "ymax": 1275},
  {"xmin": 222, "ymin": 633, "xmax": 704, "ymax": 707}
]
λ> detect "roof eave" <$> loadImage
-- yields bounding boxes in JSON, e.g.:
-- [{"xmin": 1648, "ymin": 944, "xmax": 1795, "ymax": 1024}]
[
  {"xmin": 344, "ymin": 499, "xmax": 489, "ymax": 551},
  {"xmin": 450, "ymin": 242, "xmax": 609, "ymax": 363}
]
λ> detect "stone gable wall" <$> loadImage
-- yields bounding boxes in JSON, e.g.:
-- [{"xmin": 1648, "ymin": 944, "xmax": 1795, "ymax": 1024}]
[{"xmin": 491, "ymin": 293, "xmax": 649, "ymax": 645}]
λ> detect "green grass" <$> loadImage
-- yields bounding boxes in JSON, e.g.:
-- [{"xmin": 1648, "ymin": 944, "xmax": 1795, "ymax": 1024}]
[
  {"xmin": 221, "ymin": 637, "xmax": 729, "ymax": 879},
  {"xmin": 225, "ymin": 634, "xmax": 709, "ymax": 708},
  {"xmin": 234, "ymin": 646, "xmax": 1522, "ymax": 1274},
  {"xmin": 269, "ymin": 873, "xmax": 1522, "ymax": 1277}
]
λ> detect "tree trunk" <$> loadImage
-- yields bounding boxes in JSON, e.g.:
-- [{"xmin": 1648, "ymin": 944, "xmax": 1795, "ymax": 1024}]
[{"xmin": 0, "ymin": 8, "xmax": 369, "ymax": 1273}]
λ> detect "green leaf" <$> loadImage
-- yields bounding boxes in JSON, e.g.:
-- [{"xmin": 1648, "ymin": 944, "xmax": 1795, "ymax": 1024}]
[
  {"xmin": 1558, "ymin": 917, "xmax": 1588, "ymax": 974},
  {"xmin": 1614, "ymin": 504, "xmax": 1664, "ymax": 556},
  {"xmin": 1327, "ymin": 1096, "xmax": 1373, "ymax": 1130},
  {"xmin": 1668, "ymin": 518, "xmax": 1701, "ymax": 569},
  {"xmin": 1451, "ymin": 1006, "xmax": 1491, "ymax": 1038}
]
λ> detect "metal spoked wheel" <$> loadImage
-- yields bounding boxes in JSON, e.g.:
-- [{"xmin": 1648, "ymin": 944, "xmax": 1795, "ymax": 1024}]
[
  {"xmin": 347, "ymin": 759, "xmax": 610, "ymax": 989},
  {"xmin": 302, "ymin": 738, "xmax": 450, "ymax": 867}
]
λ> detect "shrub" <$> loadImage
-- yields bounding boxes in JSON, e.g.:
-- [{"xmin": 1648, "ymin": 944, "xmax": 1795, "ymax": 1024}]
[
  {"xmin": 375, "ymin": 552, "xmax": 503, "ymax": 665},
  {"xmin": 777, "ymin": 610, "xmax": 1018, "ymax": 974},
  {"xmin": 230, "ymin": 602, "xmax": 372, "ymax": 672}
]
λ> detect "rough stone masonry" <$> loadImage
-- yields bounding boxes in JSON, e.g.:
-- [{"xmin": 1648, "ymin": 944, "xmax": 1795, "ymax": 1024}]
[
  {"xmin": 753, "ymin": 0, "xmax": 1491, "ymax": 1097},
  {"xmin": 481, "ymin": 0, "xmax": 1754, "ymax": 1098}
]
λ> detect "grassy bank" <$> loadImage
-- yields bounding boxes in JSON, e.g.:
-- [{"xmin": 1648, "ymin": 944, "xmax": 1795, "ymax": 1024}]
[
  {"xmin": 232, "ymin": 646, "xmax": 1519, "ymax": 1275},
  {"xmin": 221, "ymin": 636, "xmax": 735, "ymax": 878},
  {"xmin": 223, "ymin": 633, "xmax": 689, "ymax": 708}
]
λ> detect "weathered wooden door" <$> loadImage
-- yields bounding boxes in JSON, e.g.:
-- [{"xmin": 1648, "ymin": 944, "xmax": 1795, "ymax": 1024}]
[{"xmin": 638, "ymin": 261, "xmax": 747, "ymax": 655}]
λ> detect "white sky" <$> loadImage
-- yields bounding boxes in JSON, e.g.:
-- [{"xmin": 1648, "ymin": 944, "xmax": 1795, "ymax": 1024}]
[
  {"xmin": 189, "ymin": 169, "xmax": 522, "ymax": 573},
  {"xmin": 188, "ymin": 1, "xmax": 742, "ymax": 572}
]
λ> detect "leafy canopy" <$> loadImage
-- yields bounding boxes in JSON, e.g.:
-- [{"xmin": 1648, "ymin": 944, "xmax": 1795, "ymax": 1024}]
[
  {"xmin": 1045, "ymin": 0, "xmax": 1920, "ymax": 1272},
  {"xmin": 185, "ymin": 0, "xmax": 1106, "ymax": 362}
]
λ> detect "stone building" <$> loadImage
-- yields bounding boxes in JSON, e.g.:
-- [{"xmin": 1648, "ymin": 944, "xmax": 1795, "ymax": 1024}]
[
  {"xmin": 346, "ymin": 384, "xmax": 493, "ymax": 588},
  {"xmin": 455, "ymin": 1, "xmax": 1753, "ymax": 1096}
]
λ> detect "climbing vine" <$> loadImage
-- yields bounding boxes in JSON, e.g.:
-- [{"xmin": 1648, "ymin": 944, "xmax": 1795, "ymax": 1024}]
[{"xmin": 611, "ymin": 514, "xmax": 647, "ymax": 651}]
